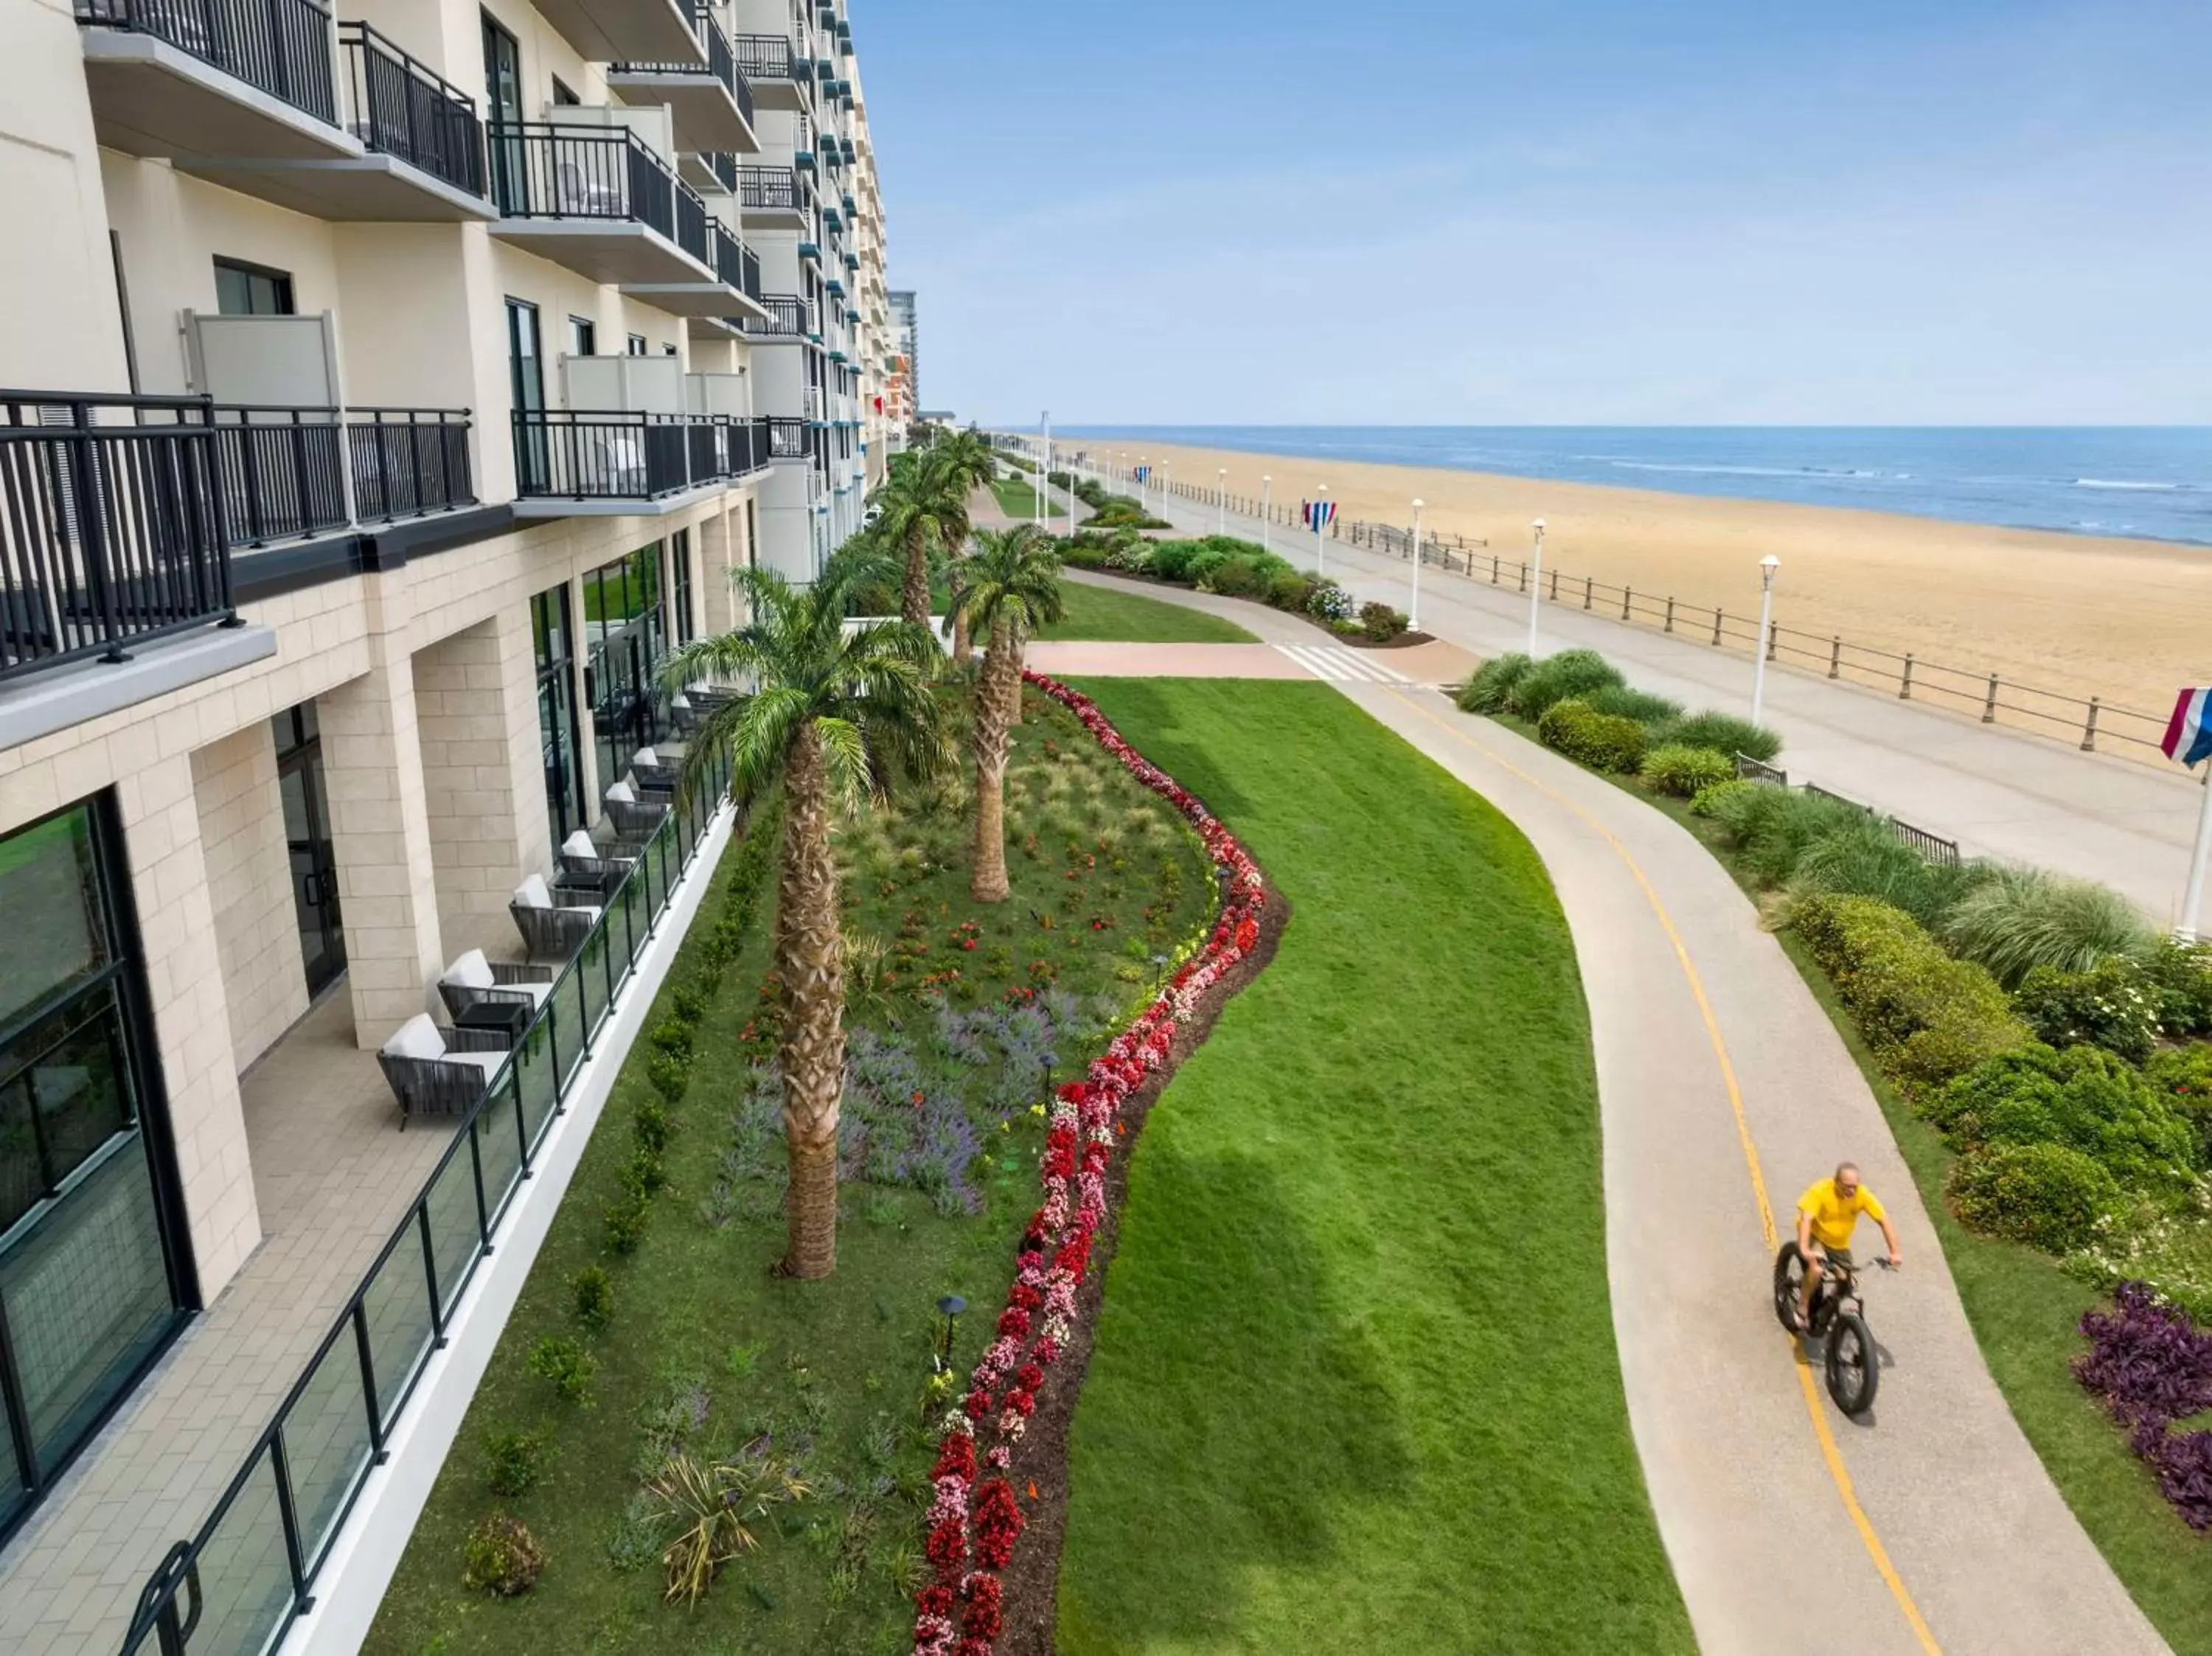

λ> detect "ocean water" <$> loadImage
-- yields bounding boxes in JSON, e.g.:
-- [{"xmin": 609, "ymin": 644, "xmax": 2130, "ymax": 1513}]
[{"xmin": 1065, "ymin": 427, "xmax": 2212, "ymax": 547}]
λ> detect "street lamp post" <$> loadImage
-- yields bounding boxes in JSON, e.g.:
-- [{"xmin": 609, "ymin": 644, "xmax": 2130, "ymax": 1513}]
[
  {"xmin": 1218, "ymin": 468, "xmax": 1227, "ymax": 535},
  {"xmin": 1528, "ymin": 518, "xmax": 1547, "ymax": 656},
  {"xmin": 1751, "ymin": 554, "xmax": 1781, "ymax": 726},
  {"xmin": 1314, "ymin": 484, "xmax": 1329, "ymax": 580},
  {"xmin": 1261, "ymin": 474, "xmax": 1272, "ymax": 557},
  {"xmin": 1039, "ymin": 409, "xmax": 1051, "ymax": 532},
  {"xmin": 1410, "ymin": 498, "xmax": 1425, "ymax": 632}
]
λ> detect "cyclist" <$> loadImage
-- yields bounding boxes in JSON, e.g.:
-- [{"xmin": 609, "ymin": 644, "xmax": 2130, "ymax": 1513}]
[{"xmin": 1792, "ymin": 1163, "xmax": 1902, "ymax": 1332}]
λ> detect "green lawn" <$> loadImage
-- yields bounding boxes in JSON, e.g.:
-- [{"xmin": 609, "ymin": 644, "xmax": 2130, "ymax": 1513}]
[
  {"xmin": 1490, "ymin": 712, "xmax": 2212, "ymax": 1656},
  {"xmin": 366, "ymin": 692, "xmax": 1218, "ymax": 1656},
  {"xmin": 1037, "ymin": 580, "xmax": 1259, "ymax": 645},
  {"xmin": 1055, "ymin": 681, "xmax": 1692, "ymax": 1654},
  {"xmin": 990, "ymin": 477, "xmax": 1063, "ymax": 519}
]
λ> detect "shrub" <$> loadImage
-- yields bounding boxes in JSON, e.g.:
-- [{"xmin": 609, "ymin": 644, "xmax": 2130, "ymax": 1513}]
[
  {"xmin": 1705, "ymin": 784, "xmax": 1869, "ymax": 888},
  {"xmin": 1584, "ymin": 683, "xmax": 1686, "ymax": 726},
  {"xmin": 1332, "ymin": 618, "xmax": 1363, "ymax": 638},
  {"xmin": 1938, "ymin": 866, "xmax": 2157, "ymax": 989},
  {"xmin": 633, "ymin": 1096, "xmax": 672, "ymax": 1155},
  {"xmin": 1265, "ymin": 568, "xmax": 1312, "ymax": 611},
  {"xmin": 1792, "ymin": 894, "xmax": 2031, "ymax": 1088},
  {"xmin": 1690, "ymin": 779, "xmax": 1758, "ymax": 819},
  {"xmin": 1924, "ymin": 1044, "xmax": 2200, "ymax": 1193},
  {"xmin": 1641, "ymin": 744, "xmax": 1735, "ymax": 799},
  {"xmin": 1505, "ymin": 649, "xmax": 1624, "ymax": 720},
  {"xmin": 1785, "ymin": 821, "xmax": 1975, "ymax": 930},
  {"xmin": 483, "ymin": 1430, "xmax": 554, "ymax": 1497},
  {"xmin": 1651, "ymin": 709, "xmax": 1783, "ymax": 764},
  {"xmin": 2149, "ymin": 942, "xmax": 2212, "ymax": 1038},
  {"xmin": 2149, "ymin": 1047, "xmax": 2212, "ymax": 1158},
  {"xmin": 571, "ymin": 1264, "xmax": 615, "ymax": 1334},
  {"xmin": 462, "ymin": 1514, "xmax": 546, "ymax": 1598},
  {"xmin": 528, "ymin": 1335, "xmax": 596, "ymax": 1404},
  {"xmin": 621, "ymin": 1144, "xmax": 668, "ymax": 1200},
  {"xmin": 1305, "ymin": 578, "xmax": 1354, "ymax": 622},
  {"xmin": 669, "ymin": 984, "xmax": 710, "ymax": 1025},
  {"xmin": 1456, "ymin": 651, "xmax": 1534, "ymax": 714},
  {"xmin": 1948, "ymin": 1141, "xmax": 2124, "ymax": 1253},
  {"xmin": 1359, "ymin": 602, "xmax": 1410, "ymax": 644},
  {"xmin": 647, "ymin": 1051, "xmax": 690, "ymax": 1104},
  {"xmin": 603, "ymin": 1191, "xmax": 650, "ymax": 1256},
  {"xmin": 1537, "ymin": 700, "xmax": 1649, "ymax": 773},
  {"xmin": 1208, "ymin": 554, "xmax": 1265, "ymax": 596},
  {"xmin": 1145, "ymin": 539, "xmax": 1200, "ymax": 583},
  {"xmin": 2016, "ymin": 959, "xmax": 2163, "ymax": 1065},
  {"xmin": 648, "ymin": 1019, "xmax": 695, "ymax": 1062}
]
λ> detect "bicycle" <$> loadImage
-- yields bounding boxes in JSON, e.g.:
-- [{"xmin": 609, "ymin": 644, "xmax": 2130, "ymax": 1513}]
[{"xmin": 1773, "ymin": 1242, "xmax": 1889, "ymax": 1416}]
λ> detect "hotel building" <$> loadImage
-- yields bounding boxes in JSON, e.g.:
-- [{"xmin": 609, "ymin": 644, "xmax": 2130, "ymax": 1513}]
[{"xmin": 0, "ymin": 0, "xmax": 888, "ymax": 1646}]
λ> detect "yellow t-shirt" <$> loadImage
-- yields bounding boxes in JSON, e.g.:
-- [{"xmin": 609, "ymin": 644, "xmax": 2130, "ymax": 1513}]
[{"xmin": 1798, "ymin": 1179, "xmax": 1886, "ymax": 1252}]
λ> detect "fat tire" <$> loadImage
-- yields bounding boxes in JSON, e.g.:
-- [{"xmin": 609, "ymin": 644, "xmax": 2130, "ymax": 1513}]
[
  {"xmin": 1826, "ymin": 1311, "xmax": 1878, "ymax": 1416},
  {"xmin": 1773, "ymin": 1243, "xmax": 1809, "ymax": 1334}
]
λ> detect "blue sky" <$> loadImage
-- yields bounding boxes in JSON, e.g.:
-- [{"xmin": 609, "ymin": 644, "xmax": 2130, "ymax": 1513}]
[{"xmin": 855, "ymin": 1, "xmax": 2212, "ymax": 426}]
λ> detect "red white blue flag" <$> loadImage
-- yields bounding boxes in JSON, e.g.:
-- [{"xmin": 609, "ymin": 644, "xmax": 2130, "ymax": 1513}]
[
  {"xmin": 2164, "ymin": 688, "xmax": 2212, "ymax": 766},
  {"xmin": 1303, "ymin": 500, "xmax": 1337, "ymax": 529}
]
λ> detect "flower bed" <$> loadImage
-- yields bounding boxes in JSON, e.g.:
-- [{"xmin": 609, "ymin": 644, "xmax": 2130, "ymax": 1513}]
[{"xmin": 913, "ymin": 670, "xmax": 1267, "ymax": 1656}]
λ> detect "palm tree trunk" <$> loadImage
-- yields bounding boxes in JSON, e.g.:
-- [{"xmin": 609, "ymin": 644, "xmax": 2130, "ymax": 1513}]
[
  {"xmin": 949, "ymin": 560, "xmax": 970, "ymax": 667},
  {"xmin": 971, "ymin": 625, "xmax": 1015, "ymax": 902},
  {"xmin": 776, "ymin": 726, "xmax": 846, "ymax": 1278},
  {"xmin": 1007, "ymin": 628, "xmax": 1025, "ymax": 726},
  {"xmin": 902, "ymin": 526, "xmax": 931, "ymax": 629}
]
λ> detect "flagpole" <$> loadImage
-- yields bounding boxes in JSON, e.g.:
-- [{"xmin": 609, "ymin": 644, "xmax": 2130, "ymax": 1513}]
[
  {"xmin": 2183, "ymin": 767, "xmax": 2212, "ymax": 943},
  {"xmin": 1315, "ymin": 484, "xmax": 1328, "ymax": 580}
]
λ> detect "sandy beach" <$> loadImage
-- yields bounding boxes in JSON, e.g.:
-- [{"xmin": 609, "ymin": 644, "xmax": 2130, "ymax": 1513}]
[{"xmin": 1058, "ymin": 435, "xmax": 2212, "ymax": 737}]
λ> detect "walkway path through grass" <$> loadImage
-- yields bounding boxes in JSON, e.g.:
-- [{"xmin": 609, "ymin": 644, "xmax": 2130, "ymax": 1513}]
[
  {"xmin": 1037, "ymin": 581, "xmax": 1258, "ymax": 644},
  {"xmin": 1056, "ymin": 679, "xmax": 1691, "ymax": 1653}
]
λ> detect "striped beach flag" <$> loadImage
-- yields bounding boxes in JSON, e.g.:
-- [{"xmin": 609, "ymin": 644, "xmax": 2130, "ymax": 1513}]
[
  {"xmin": 1302, "ymin": 500, "xmax": 1337, "ymax": 529},
  {"xmin": 2164, "ymin": 688, "xmax": 2212, "ymax": 766}
]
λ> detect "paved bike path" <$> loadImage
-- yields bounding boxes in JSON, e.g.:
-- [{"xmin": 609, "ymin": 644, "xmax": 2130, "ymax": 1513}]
[{"xmin": 1063, "ymin": 572, "xmax": 2167, "ymax": 1655}]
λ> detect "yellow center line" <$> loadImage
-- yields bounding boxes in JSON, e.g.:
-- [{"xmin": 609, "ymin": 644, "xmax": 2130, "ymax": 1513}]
[{"xmin": 1380, "ymin": 685, "xmax": 1943, "ymax": 1656}]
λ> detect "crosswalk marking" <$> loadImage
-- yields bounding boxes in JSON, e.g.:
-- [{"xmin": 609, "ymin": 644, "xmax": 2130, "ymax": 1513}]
[{"xmin": 1272, "ymin": 642, "xmax": 1415, "ymax": 684}]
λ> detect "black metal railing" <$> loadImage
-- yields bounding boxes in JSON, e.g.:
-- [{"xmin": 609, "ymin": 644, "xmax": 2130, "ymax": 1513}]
[
  {"xmin": 512, "ymin": 411, "xmax": 769, "ymax": 500},
  {"xmin": 212, "ymin": 407, "xmax": 348, "ymax": 545},
  {"xmin": 745, "ymin": 293, "xmax": 810, "ymax": 336},
  {"xmin": 737, "ymin": 163, "xmax": 799, "ymax": 211},
  {"xmin": 707, "ymin": 220, "xmax": 759, "ymax": 299},
  {"xmin": 347, "ymin": 408, "xmax": 474, "ymax": 521},
  {"xmin": 702, "ymin": 149, "xmax": 737, "ymax": 192},
  {"xmin": 119, "ymin": 755, "xmax": 736, "ymax": 1656},
  {"xmin": 732, "ymin": 31, "xmax": 794, "ymax": 83},
  {"xmin": 611, "ymin": 5, "xmax": 754, "ymax": 129},
  {"xmin": 339, "ymin": 21, "xmax": 484, "ymax": 197},
  {"xmin": 764, "ymin": 415, "xmax": 810, "ymax": 459},
  {"xmin": 487, "ymin": 122, "xmax": 675, "ymax": 241},
  {"xmin": 76, "ymin": 0, "xmax": 337, "ymax": 124},
  {"xmin": 675, "ymin": 178, "xmax": 709, "ymax": 266},
  {"xmin": 1, "ymin": 392, "xmax": 234, "ymax": 684}
]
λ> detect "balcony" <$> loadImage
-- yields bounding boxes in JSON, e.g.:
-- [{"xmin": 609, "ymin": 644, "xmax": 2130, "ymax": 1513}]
[
  {"xmin": 207, "ymin": 406, "xmax": 476, "ymax": 546},
  {"xmin": 764, "ymin": 414, "xmax": 811, "ymax": 462},
  {"xmin": 732, "ymin": 32, "xmax": 806, "ymax": 110},
  {"xmin": 74, "ymin": 0, "xmax": 493, "ymax": 220},
  {"xmin": 742, "ymin": 293, "xmax": 815, "ymax": 339},
  {"xmin": 737, "ymin": 163, "xmax": 810, "ymax": 232},
  {"xmin": 488, "ymin": 123, "xmax": 717, "ymax": 286},
  {"xmin": 682, "ymin": 147, "xmax": 738, "ymax": 195},
  {"xmin": 510, "ymin": 411, "xmax": 770, "ymax": 513},
  {"xmin": 529, "ymin": 0, "xmax": 700, "ymax": 73},
  {"xmin": 608, "ymin": 5, "xmax": 759, "ymax": 155},
  {"xmin": 619, "ymin": 217, "xmax": 770, "ymax": 321}
]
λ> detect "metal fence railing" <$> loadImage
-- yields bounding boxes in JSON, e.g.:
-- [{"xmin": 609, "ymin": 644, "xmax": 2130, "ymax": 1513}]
[
  {"xmin": 76, "ymin": 0, "xmax": 338, "ymax": 125},
  {"xmin": 744, "ymin": 293, "xmax": 811, "ymax": 336},
  {"xmin": 339, "ymin": 21, "xmax": 484, "ymax": 198},
  {"xmin": 511, "ymin": 411, "xmax": 767, "ymax": 501},
  {"xmin": 737, "ymin": 162, "xmax": 801, "ymax": 212},
  {"xmin": 1104, "ymin": 462, "xmax": 2172, "ymax": 762},
  {"xmin": 487, "ymin": 122, "xmax": 675, "ymax": 241},
  {"xmin": 345, "ymin": 408, "xmax": 474, "ymax": 522},
  {"xmin": 119, "ymin": 752, "xmax": 735, "ymax": 1656}
]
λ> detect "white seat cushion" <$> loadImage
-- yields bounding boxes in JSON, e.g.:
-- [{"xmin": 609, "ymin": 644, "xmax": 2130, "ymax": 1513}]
[
  {"xmin": 448, "ymin": 1048, "xmax": 508, "ymax": 1079},
  {"xmin": 634, "ymin": 747, "xmax": 658, "ymax": 769},
  {"xmin": 382, "ymin": 1013, "xmax": 445, "ymax": 1062},
  {"xmin": 443, "ymin": 948, "xmax": 494, "ymax": 990},
  {"xmin": 513, "ymin": 874, "xmax": 553, "ymax": 910},
  {"xmin": 517, "ymin": 980, "xmax": 552, "ymax": 1006},
  {"xmin": 672, "ymin": 694, "xmax": 691, "ymax": 712},
  {"xmin": 561, "ymin": 830, "xmax": 598, "ymax": 860},
  {"xmin": 605, "ymin": 780, "xmax": 636, "ymax": 805}
]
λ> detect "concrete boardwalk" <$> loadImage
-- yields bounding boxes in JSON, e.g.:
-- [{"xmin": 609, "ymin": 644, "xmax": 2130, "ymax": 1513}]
[
  {"xmin": 1059, "ymin": 576, "xmax": 2168, "ymax": 1655},
  {"xmin": 1066, "ymin": 475, "xmax": 2202, "ymax": 922}
]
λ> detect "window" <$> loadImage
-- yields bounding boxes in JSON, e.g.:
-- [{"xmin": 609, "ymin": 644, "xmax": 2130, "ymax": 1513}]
[
  {"xmin": 744, "ymin": 498, "xmax": 757, "ymax": 569},
  {"xmin": 0, "ymin": 801, "xmax": 188, "ymax": 1544},
  {"xmin": 212, "ymin": 258, "xmax": 293, "ymax": 317},
  {"xmin": 581, "ymin": 544, "xmax": 670, "ymax": 801},
  {"xmin": 670, "ymin": 529, "xmax": 695, "ymax": 644},
  {"xmin": 532, "ymin": 587, "xmax": 586, "ymax": 843},
  {"xmin": 568, "ymin": 316, "xmax": 595, "ymax": 358},
  {"xmin": 507, "ymin": 299, "xmax": 546, "ymax": 493},
  {"xmin": 551, "ymin": 75, "xmax": 579, "ymax": 105},
  {"xmin": 625, "ymin": 333, "xmax": 646, "ymax": 356}
]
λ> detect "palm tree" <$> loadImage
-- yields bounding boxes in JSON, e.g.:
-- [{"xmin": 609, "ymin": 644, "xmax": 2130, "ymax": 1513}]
[
  {"xmin": 949, "ymin": 525, "xmax": 1065, "ymax": 902},
  {"xmin": 664, "ymin": 557, "xmax": 949, "ymax": 1278},
  {"xmin": 872, "ymin": 446, "xmax": 968, "ymax": 629},
  {"xmin": 933, "ymin": 429, "xmax": 1000, "ymax": 664}
]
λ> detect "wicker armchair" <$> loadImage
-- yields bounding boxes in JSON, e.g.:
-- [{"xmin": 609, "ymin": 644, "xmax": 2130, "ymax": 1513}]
[
  {"xmin": 557, "ymin": 828, "xmax": 637, "ymax": 885},
  {"xmin": 437, "ymin": 948, "xmax": 556, "ymax": 1020},
  {"xmin": 509, "ymin": 873, "xmax": 603, "ymax": 961},
  {"xmin": 377, "ymin": 1015, "xmax": 510, "ymax": 1128},
  {"xmin": 602, "ymin": 780, "xmax": 669, "ymax": 838},
  {"xmin": 630, "ymin": 747, "xmax": 681, "ymax": 793}
]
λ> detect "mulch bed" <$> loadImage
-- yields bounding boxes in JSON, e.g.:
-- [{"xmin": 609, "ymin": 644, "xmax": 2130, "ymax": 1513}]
[{"xmin": 990, "ymin": 877, "xmax": 1292, "ymax": 1655}]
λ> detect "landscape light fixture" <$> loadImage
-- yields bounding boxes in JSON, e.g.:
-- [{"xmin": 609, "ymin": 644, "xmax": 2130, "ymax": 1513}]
[
  {"xmin": 1751, "ymin": 554, "xmax": 1781, "ymax": 726},
  {"xmin": 936, "ymin": 1293, "xmax": 966, "ymax": 1365},
  {"xmin": 1528, "ymin": 518, "xmax": 1548, "ymax": 656}
]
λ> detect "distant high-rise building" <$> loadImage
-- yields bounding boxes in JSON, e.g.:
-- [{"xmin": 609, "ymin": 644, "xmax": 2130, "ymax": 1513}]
[{"xmin": 888, "ymin": 290, "xmax": 919, "ymax": 428}]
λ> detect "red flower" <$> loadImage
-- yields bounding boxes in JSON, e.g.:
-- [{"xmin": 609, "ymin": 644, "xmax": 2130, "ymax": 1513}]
[
  {"xmin": 997, "ymin": 1306, "xmax": 1032, "ymax": 1340},
  {"xmin": 917, "ymin": 1584, "xmax": 956, "ymax": 1620},
  {"xmin": 1006, "ymin": 1389, "xmax": 1036, "ymax": 1417},
  {"xmin": 961, "ymin": 1573, "xmax": 1005, "ymax": 1640},
  {"xmin": 933, "ymin": 1432, "xmax": 977, "ymax": 1482},
  {"xmin": 1018, "ymin": 1363, "xmax": 1045, "ymax": 1391},
  {"xmin": 964, "ymin": 1388, "xmax": 992, "ymax": 1421},
  {"xmin": 927, "ymin": 1516, "xmax": 968, "ymax": 1574},
  {"xmin": 972, "ymin": 1479, "xmax": 1026, "ymax": 1568}
]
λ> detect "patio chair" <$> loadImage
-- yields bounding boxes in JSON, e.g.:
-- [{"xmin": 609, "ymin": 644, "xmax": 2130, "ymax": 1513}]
[
  {"xmin": 509, "ymin": 872, "xmax": 602, "ymax": 961},
  {"xmin": 437, "ymin": 947, "xmax": 556, "ymax": 1020},
  {"xmin": 602, "ymin": 779, "xmax": 669, "ymax": 838},
  {"xmin": 630, "ymin": 746, "xmax": 681, "ymax": 793},
  {"xmin": 377, "ymin": 1014, "xmax": 510, "ymax": 1128},
  {"xmin": 558, "ymin": 828, "xmax": 637, "ymax": 885}
]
